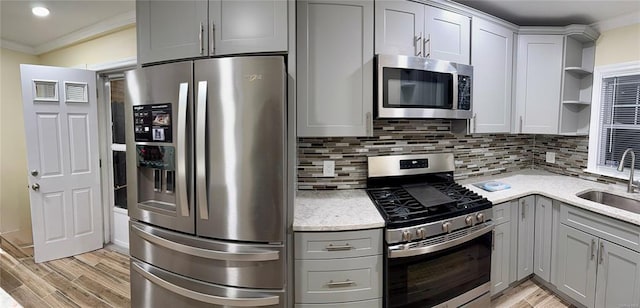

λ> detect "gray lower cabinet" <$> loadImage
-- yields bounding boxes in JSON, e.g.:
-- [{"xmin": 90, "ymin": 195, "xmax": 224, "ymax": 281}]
[
  {"xmin": 533, "ymin": 196, "xmax": 553, "ymax": 282},
  {"xmin": 294, "ymin": 229, "xmax": 383, "ymax": 307},
  {"xmin": 297, "ymin": 0, "xmax": 374, "ymax": 137},
  {"xmin": 557, "ymin": 204, "xmax": 640, "ymax": 308},
  {"xmin": 517, "ymin": 195, "xmax": 535, "ymax": 280},
  {"xmin": 491, "ymin": 218, "xmax": 511, "ymax": 295}
]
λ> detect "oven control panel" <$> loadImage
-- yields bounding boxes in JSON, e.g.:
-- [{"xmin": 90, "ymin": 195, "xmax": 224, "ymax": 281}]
[{"xmin": 400, "ymin": 159, "xmax": 429, "ymax": 169}]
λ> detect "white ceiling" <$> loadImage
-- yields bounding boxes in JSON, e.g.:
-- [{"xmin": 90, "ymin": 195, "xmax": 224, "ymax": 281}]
[
  {"xmin": 0, "ymin": 0, "xmax": 638, "ymax": 55},
  {"xmin": 0, "ymin": 0, "xmax": 134, "ymax": 54},
  {"xmin": 451, "ymin": 0, "xmax": 640, "ymax": 26}
]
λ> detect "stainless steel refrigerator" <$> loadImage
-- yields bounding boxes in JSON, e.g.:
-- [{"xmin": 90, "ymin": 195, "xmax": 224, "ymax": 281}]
[{"xmin": 125, "ymin": 56, "xmax": 287, "ymax": 307}]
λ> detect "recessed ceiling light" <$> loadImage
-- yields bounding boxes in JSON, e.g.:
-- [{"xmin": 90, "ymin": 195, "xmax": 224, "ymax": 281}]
[{"xmin": 32, "ymin": 6, "xmax": 50, "ymax": 17}]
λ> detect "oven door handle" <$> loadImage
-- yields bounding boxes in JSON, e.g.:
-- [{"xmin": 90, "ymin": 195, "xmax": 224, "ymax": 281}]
[{"xmin": 388, "ymin": 223, "xmax": 494, "ymax": 259}]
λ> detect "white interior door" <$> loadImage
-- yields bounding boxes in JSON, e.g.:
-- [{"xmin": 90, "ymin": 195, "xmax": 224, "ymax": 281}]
[{"xmin": 20, "ymin": 64, "xmax": 103, "ymax": 263}]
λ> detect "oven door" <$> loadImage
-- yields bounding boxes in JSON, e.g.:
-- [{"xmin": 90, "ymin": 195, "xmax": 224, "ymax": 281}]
[{"xmin": 386, "ymin": 223, "xmax": 493, "ymax": 308}]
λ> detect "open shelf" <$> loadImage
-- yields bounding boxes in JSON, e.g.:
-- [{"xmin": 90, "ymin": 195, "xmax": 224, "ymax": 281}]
[
  {"xmin": 562, "ymin": 100, "xmax": 591, "ymax": 105},
  {"xmin": 564, "ymin": 67, "xmax": 592, "ymax": 76}
]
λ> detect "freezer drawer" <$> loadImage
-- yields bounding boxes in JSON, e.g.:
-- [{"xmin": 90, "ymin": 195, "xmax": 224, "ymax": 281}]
[
  {"xmin": 130, "ymin": 221, "xmax": 284, "ymax": 289},
  {"xmin": 131, "ymin": 260, "xmax": 284, "ymax": 308}
]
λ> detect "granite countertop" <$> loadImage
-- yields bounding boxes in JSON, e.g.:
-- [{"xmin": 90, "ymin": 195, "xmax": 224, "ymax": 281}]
[
  {"xmin": 293, "ymin": 169, "xmax": 640, "ymax": 231},
  {"xmin": 293, "ymin": 190, "xmax": 385, "ymax": 231},
  {"xmin": 461, "ymin": 169, "xmax": 640, "ymax": 226}
]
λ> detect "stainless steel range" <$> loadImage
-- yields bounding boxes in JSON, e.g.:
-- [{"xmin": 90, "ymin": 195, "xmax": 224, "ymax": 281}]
[{"xmin": 366, "ymin": 153, "xmax": 494, "ymax": 308}]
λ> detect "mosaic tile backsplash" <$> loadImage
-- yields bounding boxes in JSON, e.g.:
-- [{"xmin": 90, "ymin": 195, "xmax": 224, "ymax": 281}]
[
  {"xmin": 533, "ymin": 135, "xmax": 626, "ymax": 185},
  {"xmin": 297, "ymin": 119, "xmax": 534, "ymax": 189}
]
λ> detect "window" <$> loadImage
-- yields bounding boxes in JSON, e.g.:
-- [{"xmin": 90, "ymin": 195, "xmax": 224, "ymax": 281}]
[{"xmin": 588, "ymin": 62, "xmax": 640, "ymax": 179}]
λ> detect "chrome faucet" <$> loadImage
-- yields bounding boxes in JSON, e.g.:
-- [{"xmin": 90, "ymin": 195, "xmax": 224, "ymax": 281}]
[{"xmin": 617, "ymin": 148, "xmax": 638, "ymax": 193}]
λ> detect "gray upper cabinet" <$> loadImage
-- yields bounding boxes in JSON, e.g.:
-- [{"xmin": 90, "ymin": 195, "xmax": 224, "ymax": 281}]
[
  {"xmin": 209, "ymin": 0, "xmax": 287, "ymax": 56},
  {"xmin": 137, "ymin": 0, "xmax": 287, "ymax": 64},
  {"xmin": 374, "ymin": 0, "xmax": 424, "ymax": 56},
  {"xmin": 297, "ymin": 0, "xmax": 374, "ymax": 137},
  {"xmin": 374, "ymin": 1, "xmax": 470, "ymax": 64},
  {"xmin": 424, "ymin": 6, "xmax": 470, "ymax": 64},
  {"xmin": 514, "ymin": 35, "xmax": 563, "ymax": 134},
  {"xmin": 137, "ymin": 0, "xmax": 209, "ymax": 64},
  {"xmin": 517, "ymin": 196, "xmax": 535, "ymax": 281},
  {"xmin": 595, "ymin": 241, "xmax": 640, "ymax": 308},
  {"xmin": 533, "ymin": 196, "xmax": 553, "ymax": 282},
  {"xmin": 470, "ymin": 17, "xmax": 514, "ymax": 133}
]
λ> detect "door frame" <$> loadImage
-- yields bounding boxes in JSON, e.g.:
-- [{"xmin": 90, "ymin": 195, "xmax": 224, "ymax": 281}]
[{"xmin": 91, "ymin": 57, "xmax": 137, "ymax": 245}]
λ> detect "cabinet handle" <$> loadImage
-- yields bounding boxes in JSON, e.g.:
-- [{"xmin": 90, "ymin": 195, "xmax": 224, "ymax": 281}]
[
  {"xmin": 590, "ymin": 239, "xmax": 595, "ymax": 260},
  {"xmin": 415, "ymin": 32, "xmax": 423, "ymax": 56},
  {"xmin": 599, "ymin": 241, "xmax": 604, "ymax": 264},
  {"xmin": 198, "ymin": 22, "xmax": 204, "ymax": 55},
  {"xmin": 521, "ymin": 201, "xmax": 525, "ymax": 220},
  {"xmin": 326, "ymin": 243, "xmax": 353, "ymax": 251},
  {"xmin": 366, "ymin": 112, "xmax": 372, "ymax": 136},
  {"xmin": 519, "ymin": 116, "xmax": 523, "ymax": 133},
  {"xmin": 210, "ymin": 21, "xmax": 215, "ymax": 55},
  {"xmin": 492, "ymin": 230, "xmax": 495, "ymax": 251},
  {"xmin": 425, "ymin": 33, "xmax": 431, "ymax": 58},
  {"xmin": 327, "ymin": 279, "xmax": 355, "ymax": 288},
  {"xmin": 473, "ymin": 113, "xmax": 477, "ymax": 133}
]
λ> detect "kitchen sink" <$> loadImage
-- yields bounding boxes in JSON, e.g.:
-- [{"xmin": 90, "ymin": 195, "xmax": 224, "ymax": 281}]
[{"xmin": 576, "ymin": 190, "xmax": 640, "ymax": 214}]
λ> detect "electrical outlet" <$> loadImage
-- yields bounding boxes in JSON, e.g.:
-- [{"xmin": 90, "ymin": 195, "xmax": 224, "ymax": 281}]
[
  {"xmin": 546, "ymin": 152, "xmax": 556, "ymax": 164},
  {"xmin": 323, "ymin": 160, "xmax": 335, "ymax": 177}
]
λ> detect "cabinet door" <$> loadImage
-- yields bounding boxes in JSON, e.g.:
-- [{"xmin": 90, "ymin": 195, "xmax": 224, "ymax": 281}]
[
  {"xmin": 137, "ymin": 0, "xmax": 208, "ymax": 64},
  {"xmin": 297, "ymin": 0, "xmax": 373, "ymax": 137},
  {"xmin": 470, "ymin": 18, "xmax": 513, "ymax": 133},
  {"xmin": 374, "ymin": 1, "xmax": 424, "ymax": 56},
  {"xmin": 491, "ymin": 221, "xmax": 511, "ymax": 295},
  {"xmin": 424, "ymin": 6, "xmax": 470, "ymax": 64},
  {"xmin": 517, "ymin": 196, "xmax": 535, "ymax": 281},
  {"xmin": 534, "ymin": 196, "xmax": 553, "ymax": 282},
  {"xmin": 595, "ymin": 241, "xmax": 640, "ymax": 308},
  {"xmin": 514, "ymin": 35, "xmax": 563, "ymax": 134},
  {"xmin": 209, "ymin": 0, "xmax": 287, "ymax": 56},
  {"xmin": 556, "ymin": 224, "xmax": 597, "ymax": 308}
]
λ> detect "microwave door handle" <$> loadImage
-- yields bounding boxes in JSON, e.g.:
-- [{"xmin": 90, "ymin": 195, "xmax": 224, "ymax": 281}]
[
  {"xmin": 452, "ymin": 73, "xmax": 459, "ymax": 110},
  {"xmin": 177, "ymin": 82, "xmax": 190, "ymax": 217},
  {"xmin": 196, "ymin": 81, "xmax": 209, "ymax": 220}
]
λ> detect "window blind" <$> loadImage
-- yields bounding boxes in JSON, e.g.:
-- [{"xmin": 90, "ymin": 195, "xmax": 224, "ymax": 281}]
[{"xmin": 598, "ymin": 74, "xmax": 640, "ymax": 170}]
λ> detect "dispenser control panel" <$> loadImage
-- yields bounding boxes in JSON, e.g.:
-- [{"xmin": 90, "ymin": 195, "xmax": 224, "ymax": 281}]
[{"xmin": 133, "ymin": 103, "xmax": 172, "ymax": 142}]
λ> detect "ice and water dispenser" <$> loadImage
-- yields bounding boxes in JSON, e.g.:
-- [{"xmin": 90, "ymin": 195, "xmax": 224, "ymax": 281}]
[{"xmin": 133, "ymin": 103, "xmax": 176, "ymax": 211}]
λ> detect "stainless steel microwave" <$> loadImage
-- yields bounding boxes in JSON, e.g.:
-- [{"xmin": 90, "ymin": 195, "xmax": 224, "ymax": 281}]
[{"xmin": 376, "ymin": 54, "xmax": 473, "ymax": 119}]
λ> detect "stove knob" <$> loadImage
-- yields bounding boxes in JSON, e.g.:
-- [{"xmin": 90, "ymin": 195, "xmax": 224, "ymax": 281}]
[
  {"xmin": 476, "ymin": 213, "xmax": 485, "ymax": 223},
  {"xmin": 465, "ymin": 216, "xmax": 475, "ymax": 226},
  {"xmin": 402, "ymin": 230, "xmax": 412, "ymax": 242},
  {"xmin": 416, "ymin": 228, "xmax": 426, "ymax": 239},
  {"xmin": 442, "ymin": 222, "xmax": 452, "ymax": 233}
]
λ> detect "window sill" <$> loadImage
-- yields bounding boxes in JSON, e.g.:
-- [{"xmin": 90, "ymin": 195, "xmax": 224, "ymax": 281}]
[{"xmin": 584, "ymin": 166, "xmax": 639, "ymax": 182}]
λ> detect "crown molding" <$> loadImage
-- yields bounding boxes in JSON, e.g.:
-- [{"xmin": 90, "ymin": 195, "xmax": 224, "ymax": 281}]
[
  {"xmin": 34, "ymin": 10, "xmax": 135, "ymax": 55},
  {"xmin": 0, "ymin": 39, "xmax": 37, "ymax": 55},
  {"xmin": 590, "ymin": 11, "xmax": 640, "ymax": 33}
]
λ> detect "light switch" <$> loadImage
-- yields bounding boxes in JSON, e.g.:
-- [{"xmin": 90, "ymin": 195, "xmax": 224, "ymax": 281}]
[
  {"xmin": 323, "ymin": 160, "xmax": 335, "ymax": 177},
  {"xmin": 546, "ymin": 152, "xmax": 556, "ymax": 164}
]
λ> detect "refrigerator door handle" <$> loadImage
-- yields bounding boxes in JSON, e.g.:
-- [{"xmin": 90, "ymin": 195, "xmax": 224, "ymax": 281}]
[
  {"xmin": 131, "ymin": 261, "xmax": 280, "ymax": 306},
  {"xmin": 196, "ymin": 81, "xmax": 209, "ymax": 220},
  {"xmin": 131, "ymin": 223, "xmax": 280, "ymax": 261},
  {"xmin": 177, "ymin": 82, "xmax": 190, "ymax": 216}
]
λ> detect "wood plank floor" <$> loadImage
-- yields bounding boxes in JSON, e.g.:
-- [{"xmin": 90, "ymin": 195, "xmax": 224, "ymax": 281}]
[
  {"xmin": 0, "ymin": 237, "xmax": 131, "ymax": 308},
  {"xmin": 1, "ymin": 235, "xmax": 573, "ymax": 308}
]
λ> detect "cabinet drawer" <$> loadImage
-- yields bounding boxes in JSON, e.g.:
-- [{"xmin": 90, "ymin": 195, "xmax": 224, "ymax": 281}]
[
  {"xmin": 295, "ymin": 256, "xmax": 383, "ymax": 304},
  {"xmin": 493, "ymin": 201, "xmax": 513, "ymax": 225},
  {"xmin": 295, "ymin": 229, "xmax": 382, "ymax": 259},
  {"xmin": 295, "ymin": 298, "xmax": 382, "ymax": 308},
  {"xmin": 560, "ymin": 204, "xmax": 640, "ymax": 252}
]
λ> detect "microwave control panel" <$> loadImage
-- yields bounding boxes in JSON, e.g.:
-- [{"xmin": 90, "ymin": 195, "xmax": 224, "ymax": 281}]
[{"xmin": 458, "ymin": 75, "xmax": 471, "ymax": 110}]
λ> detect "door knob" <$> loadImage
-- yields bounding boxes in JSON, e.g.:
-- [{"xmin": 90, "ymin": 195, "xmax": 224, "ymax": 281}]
[{"xmin": 31, "ymin": 183, "xmax": 40, "ymax": 191}]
